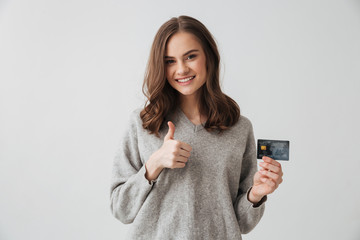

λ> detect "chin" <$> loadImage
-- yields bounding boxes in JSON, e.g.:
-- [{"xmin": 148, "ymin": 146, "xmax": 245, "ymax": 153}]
[{"xmin": 178, "ymin": 90, "xmax": 198, "ymax": 96}]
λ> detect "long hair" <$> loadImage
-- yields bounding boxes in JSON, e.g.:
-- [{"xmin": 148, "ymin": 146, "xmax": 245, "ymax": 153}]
[{"xmin": 140, "ymin": 15, "xmax": 240, "ymax": 138}]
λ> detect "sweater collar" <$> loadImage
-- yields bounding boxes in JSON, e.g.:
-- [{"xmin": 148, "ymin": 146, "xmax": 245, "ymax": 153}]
[{"xmin": 175, "ymin": 106, "xmax": 205, "ymax": 133}]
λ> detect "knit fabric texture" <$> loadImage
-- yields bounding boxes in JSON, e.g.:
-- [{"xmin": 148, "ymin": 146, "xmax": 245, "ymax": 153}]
[{"xmin": 110, "ymin": 106, "xmax": 266, "ymax": 239}]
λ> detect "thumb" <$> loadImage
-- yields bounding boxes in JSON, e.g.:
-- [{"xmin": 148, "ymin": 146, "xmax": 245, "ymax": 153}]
[{"xmin": 164, "ymin": 121, "xmax": 176, "ymax": 141}]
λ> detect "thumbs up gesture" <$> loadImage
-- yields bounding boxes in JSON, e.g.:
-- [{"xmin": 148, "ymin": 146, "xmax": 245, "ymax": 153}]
[
  {"xmin": 145, "ymin": 121, "xmax": 192, "ymax": 182},
  {"xmin": 161, "ymin": 121, "xmax": 192, "ymax": 168},
  {"xmin": 164, "ymin": 120, "xmax": 176, "ymax": 141}
]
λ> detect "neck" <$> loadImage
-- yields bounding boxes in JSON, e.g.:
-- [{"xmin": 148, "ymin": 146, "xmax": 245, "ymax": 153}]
[{"xmin": 178, "ymin": 93, "xmax": 204, "ymax": 121}]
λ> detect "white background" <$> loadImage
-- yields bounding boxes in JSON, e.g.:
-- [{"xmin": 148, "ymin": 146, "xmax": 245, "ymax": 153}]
[{"xmin": 1, "ymin": 0, "xmax": 359, "ymax": 239}]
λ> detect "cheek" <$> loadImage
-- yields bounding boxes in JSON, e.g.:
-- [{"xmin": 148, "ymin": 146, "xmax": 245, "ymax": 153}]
[
  {"xmin": 195, "ymin": 59, "xmax": 206, "ymax": 74},
  {"xmin": 165, "ymin": 66, "xmax": 174, "ymax": 78},
  {"xmin": 166, "ymin": 69, "xmax": 176, "ymax": 87},
  {"xmin": 165, "ymin": 69, "xmax": 171, "ymax": 80}
]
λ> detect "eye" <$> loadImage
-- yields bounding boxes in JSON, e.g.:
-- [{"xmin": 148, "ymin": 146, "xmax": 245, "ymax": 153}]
[
  {"xmin": 187, "ymin": 54, "xmax": 197, "ymax": 60},
  {"xmin": 165, "ymin": 59, "xmax": 175, "ymax": 65}
]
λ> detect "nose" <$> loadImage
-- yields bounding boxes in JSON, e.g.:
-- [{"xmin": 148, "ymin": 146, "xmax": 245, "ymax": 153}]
[{"xmin": 176, "ymin": 61, "xmax": 189, "ymax": 76}]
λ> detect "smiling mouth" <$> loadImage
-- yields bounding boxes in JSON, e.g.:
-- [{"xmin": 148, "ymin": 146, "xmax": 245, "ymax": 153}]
[{"xmin": 176, "ymin": 75, "xmax": 195, "ymax": 83}]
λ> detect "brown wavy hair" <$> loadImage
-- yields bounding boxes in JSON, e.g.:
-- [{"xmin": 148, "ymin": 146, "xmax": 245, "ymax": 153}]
[{"xmin": 140, "ymin": 15, "xmax": 240, "ymax": 138}]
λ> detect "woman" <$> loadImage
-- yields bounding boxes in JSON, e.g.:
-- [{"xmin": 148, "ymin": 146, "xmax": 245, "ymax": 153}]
[{"xmin": 110, "ymin": 15, "xmax": 283, "ymax": 239}]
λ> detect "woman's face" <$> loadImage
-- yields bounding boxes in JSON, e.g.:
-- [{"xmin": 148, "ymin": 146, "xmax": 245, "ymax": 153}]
[{"xmin": 165, "ymin": 31, "xmax": 207, "ymax": 99}]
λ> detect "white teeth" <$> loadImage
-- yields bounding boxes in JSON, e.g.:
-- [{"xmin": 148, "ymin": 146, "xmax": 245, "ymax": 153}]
[{"xmin": 177, "ymin": 76, "xmax": 195, "ymax": 82}]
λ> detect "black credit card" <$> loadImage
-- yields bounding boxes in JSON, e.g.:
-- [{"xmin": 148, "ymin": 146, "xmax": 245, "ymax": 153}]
[{"xmin": 257, "ymin": 139, "xmax": 290, "ymax": 161}]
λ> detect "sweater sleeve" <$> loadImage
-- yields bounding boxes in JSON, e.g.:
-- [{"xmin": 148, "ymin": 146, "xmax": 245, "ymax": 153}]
[
  {"xmin": 233, "ymin": 118, "xmax": 267, "ymax": 234},
  {"xmin": 109, "ymin": 109, "xmax": 155, "ymax": 224}
]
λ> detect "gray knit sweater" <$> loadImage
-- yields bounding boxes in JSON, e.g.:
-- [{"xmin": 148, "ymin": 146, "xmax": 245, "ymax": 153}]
[{"xmin": 110, "ymin": 106, "xmax": 266, "ymax": 239}]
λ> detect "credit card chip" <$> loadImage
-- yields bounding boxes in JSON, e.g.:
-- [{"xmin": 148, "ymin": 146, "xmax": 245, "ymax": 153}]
[{"xmin": 261, "ymin": 145, "xmax": 266, "ymax": 150}]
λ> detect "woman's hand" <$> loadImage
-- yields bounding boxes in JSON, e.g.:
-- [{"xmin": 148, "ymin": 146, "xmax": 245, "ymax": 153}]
[
  {"xmin": 248, "ymin": 156, "xmax": 283, "ymax": 203},
  {"xmin": 145, "ymin": 121, "xmax": 192, "ymax": 181}
]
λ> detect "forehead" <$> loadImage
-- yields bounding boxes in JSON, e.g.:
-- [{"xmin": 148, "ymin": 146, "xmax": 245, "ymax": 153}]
[{"xmin": 165, "ymin": 31, "xmax": 203, "ymax": 56}]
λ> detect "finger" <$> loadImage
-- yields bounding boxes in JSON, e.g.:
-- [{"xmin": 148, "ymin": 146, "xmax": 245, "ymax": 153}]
[
  {"xmin": 175, "ymin": 155, "xmax": 189, "ymax": 163},
  {"xmin": 171, "ymin": 161, "xmax": 186, "ymax": 169},
  {"xmin": 164, "ymin": 121, "xmax": 176, "ymax": 141},
  {"xmin": 259, "ymin": 170, "xmax": 282, "ymax": 184},
  {"xmin": 259, "ymin": 161, "xmax": 281, "ymax": 174},
  {"xmin": 180, "ymin": 142, "xmax": 192, "ymax": 152},
  {"xmin": 260, "ymin": 177, "xmax": 275, "ymax": 187},
  {"xmin": 262, "ymin": 156, "xmax": 281, "ymax": 168},
  {"xmin": 265, "ymin": 178, "xmax": 276, "ymax": 187},
  {"xmin": 179, "ymin": 149, "xmax": 191, "ymax": 158}
]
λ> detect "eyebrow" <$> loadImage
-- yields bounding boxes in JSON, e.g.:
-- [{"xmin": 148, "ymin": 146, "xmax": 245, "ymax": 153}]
[{"xmin": 164, "ymin": 49, "xmax": 199, "ymax": 59}]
